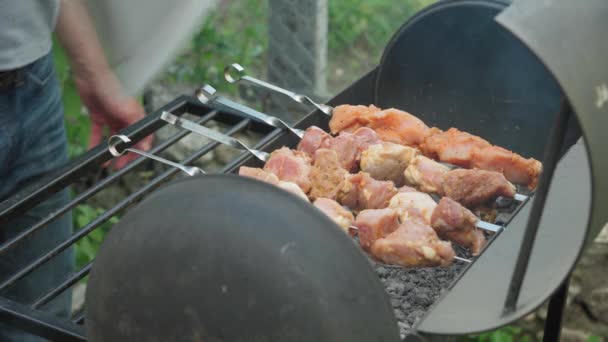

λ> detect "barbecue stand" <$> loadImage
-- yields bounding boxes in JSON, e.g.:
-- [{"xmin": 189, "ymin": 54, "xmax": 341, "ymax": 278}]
[{"xmin": 0, "ymin": 0, "xmax": 605, "ymax": 340}]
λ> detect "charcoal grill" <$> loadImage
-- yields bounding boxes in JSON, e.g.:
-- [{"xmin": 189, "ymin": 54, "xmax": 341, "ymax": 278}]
[{"xmin": 1, "ymin": 0, "xmax": 606, "ymax": 340}]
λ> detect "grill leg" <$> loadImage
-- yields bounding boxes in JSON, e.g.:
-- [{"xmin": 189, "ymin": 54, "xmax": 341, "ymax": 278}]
[{"xmin": 543, "ymin": 277, "xmax": 570, "ymax": 342}]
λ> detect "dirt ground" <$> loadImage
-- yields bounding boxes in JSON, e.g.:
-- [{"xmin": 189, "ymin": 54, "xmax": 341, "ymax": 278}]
[{"xmin": 516, "ymin": 226, "xmax": 608, "ymax": 341}]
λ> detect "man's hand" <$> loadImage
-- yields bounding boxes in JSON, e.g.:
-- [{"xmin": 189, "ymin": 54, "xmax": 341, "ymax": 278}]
[
  {"xmin": 74, "ymin": 73, "xmax": 153, "ymax": 169},
  {"xmin": 56, "ymin": 0, "xmax": 153, "ymax": 169}
]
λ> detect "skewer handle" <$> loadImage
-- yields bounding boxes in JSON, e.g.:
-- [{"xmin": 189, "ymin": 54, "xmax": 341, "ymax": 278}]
[
  {"xmin": 196, "ymin": 85, "xmax": 304, "ymax": 138},
  {"xmin": 161, "ymin": 111, "xmax": 270, "ymax": 162},
  {"xmin": 108, "ymin": 135, "xmax": 203, "ymax": 176},
  {"xmin": 223, "ymin": 63, "xmax": 333, "ymax": 116}
]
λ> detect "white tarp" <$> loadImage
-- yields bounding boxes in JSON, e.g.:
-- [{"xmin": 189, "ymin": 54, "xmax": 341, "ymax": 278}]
[{"xmin": 85, "ymin": 0, "xmax": 218, "ymax": 95}]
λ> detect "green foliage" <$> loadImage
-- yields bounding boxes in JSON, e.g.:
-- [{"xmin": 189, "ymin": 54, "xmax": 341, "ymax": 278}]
[
  {"xmin": 52, "ymin": 39, "xmax": 89, "ymax": 159},
  {"xmin": 72, "ymin": 204, "xmax": 118, "ymax": 269},
  {"xmin": 587, "ymin": 336, "xmax": 602, "ymax": 342},
  {"xmin": 461, "ymin": 326, "xmax": 533, "ymax": 342}
]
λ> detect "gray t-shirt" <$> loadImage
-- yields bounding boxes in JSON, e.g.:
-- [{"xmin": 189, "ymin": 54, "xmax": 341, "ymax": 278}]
[{"xmin": 0, "ymin": 0, "xmax": 60, "ymax": 70}]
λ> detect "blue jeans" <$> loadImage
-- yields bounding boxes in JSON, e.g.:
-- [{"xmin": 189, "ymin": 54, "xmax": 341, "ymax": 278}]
[{"xmin": 0, "ymin": 53, "xmax": 73, "ymax": 341}]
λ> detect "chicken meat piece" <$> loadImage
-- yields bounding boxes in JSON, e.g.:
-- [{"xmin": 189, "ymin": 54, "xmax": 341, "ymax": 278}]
[
  {"xmin": 388, "ymin": 192, "xmax": 437, "ymax": 224},
  {"xmin": 404, "ymin": 155, "xmax": 450, "ymax": 194},
  {"xmin": 329, "ymin": 104, "xmax": 381, "ymax": 134},
  {"xmin": 371, "ymin": 219, "xmax": 455, "ymax": 267},
  {"xmin": 309, "ymin": 149, "xmax": 348, "ymax": 201},
  {"xmin": 313, "ymin": 198, "xmax": 354, "ymax": 232},
  {"xmin": 263, "ymin": 147, "xmax": 312, "ymax": 193},
  {"xmin": 338, "ymin": 172, "xmax": 398, "ymax": 211},
  {"xmin": 238, "ymin": 166, "xmax": 280, "ymax": 184},
  {"xmin": 296, "ymin": 126, "xmax": 331, "ymax": 159},
  {"xmin": 420, "ymin": 128, "xmax": 491, "ymax": 168},
  {"xmin": 441, "ymin": 169, "xmax": 517, "ymax": 207},
  {"xmin": 360, "ymin": 142, "xmax": 419, "ymax": 186},
  {"xmin": 354, "ymin": 208, "xmax": 400, "ymax": 252},
  {"xmin": 431, "ymin": 197, "xmax": 486, "ymax": 255},
  {"xmin": 239, "ymin": 167, "xmax": 308, "ymax": 200},
  {"xmin": 471, "ymin": 146, "xmax": 542, "ymax": 189},
  {"xmin": 421, "ymin": 128, "xmax": 542, "ymax": 188},
  {"xmin": 352, "ymin": 126, "xmax": 383, "ymax": 148},
  {"xmin": 362, "ymin": 108, "xmax": 430, "ymax": 147}
]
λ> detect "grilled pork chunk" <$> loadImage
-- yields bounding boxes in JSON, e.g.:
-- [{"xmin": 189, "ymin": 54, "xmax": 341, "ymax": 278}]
[
  {"xmin": 360, "ymin": 142, "xmax": 419, "ymax": 186},
  {"xmin": 318, "ymin": 128, "xmax": 382, "ymax": 172},
  {"xmin": 388, "ymin": 192, "xmax": 437, "ymax": 224},
  {"xmin": 338, "ymin": 172, "xmax": 398, "ymax": 211},
  {"xmin": 296, "ymin": 126, "xmax": 331, "ymax": 159},
  {"xmin": 263, "ymin": 147, "xmax": 313, "ymax": 193},
  {"xmin": 354, "ymin": 208, "xmax": 400, "ymax": 252},
  {"xmin": 441, "ymin": 169, "xmax": 516, "ymax": 207},
  {"xmin": 313, "ymin": 198, "xmax": 354, "ymax": 232},
  {"xmin": 309, "ymin": 149, "xmax": 348, "ymax": 201},
  {"xmin": 404, "ymin": 155, "xmax": 450, "ymax": 194},
  {"xmin": 239, "ymin": 167, "xmax": 308, "ymax": 200},
  {"xmin": 371, "ymin": 219, "xmax": 455, "ymax": 268},
  {"xmin": 239, "ymin": 166, "xmax": 280, "ymax": 183},
  {"xmin": 431, "ymin": 197, "xmax": 486, "ymax": 256}
]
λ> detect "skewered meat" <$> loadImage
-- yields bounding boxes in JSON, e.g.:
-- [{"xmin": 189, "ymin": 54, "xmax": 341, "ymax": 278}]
[
  {"xmin": 398, "ymin": 185, "xmax": 418, "ymax": 193},
  {"xmin": 238, "ymin": 166, "xmax": 280, "ymax": 183},
  {"xmin": 263, "ymin": 147, "xmax": 312, "ymax": 193},
  {"xmin": 331, "ymin": 105, "xmax": 542, "ymax": 188},
  {"xmin": 296, "ymin": 126, "xmax": 331, "ymax": 158},
  {"xmin": 431, "ymin": 197, "xmax": 486, "ymax": 256},
  {"xmin": 420, "ymin": 128, "xmax": 491, "ymax": 168},
  {"xmin": 360, "ymin": 142, "xmax": 419, "ymax": 186},
  {"xmin": 404, "ymin": 155, "xmax": 450, "ymax": 193},
  {"xmin": 319, "ymin": 127, "xmax": 382, "ymax": 172},
  {"xmin": 371, "ymin": 219, "xmax": 455, "ymax": 267},
  {"xmin": 388, "ymin": 192, "xmax": 437, "ymax": 224},
  {"xmin": 441, "ymin": 169, "xmax": 516, "ymax": 207},
  {"xmin": 309, "ymin": 149, "xmax": 348, "ymax": 201},
  {"xmin": 354, "ymin": 208, "xmax": 400, "ymax": 251},
  {"xmin": 338, "ymin": 172, "xmax": 398, "ymax": 211},
  {"xmin": 239, "ymin": 167, "xmax": 308, "ymax": 200},
  {"xmin": 277, "ymin": 181, "xmax": 309, "ymax": 200},
  {"xmin": 329, "ymin": 104, "xmax": 380, "ymax": 133},
  {"xmin": 313, "ymin": 198, "xmax": 354, "ymax": 232},
  {"xmin": 363, "ymin": 108, "xmax": 431, "ymax": 147},
  {"xmin": 471, "ymin": 146, "xmax": 542, "ymax": 189}
]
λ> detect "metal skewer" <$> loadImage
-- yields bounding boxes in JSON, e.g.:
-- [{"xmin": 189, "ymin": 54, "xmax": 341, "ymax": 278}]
[
  {"xmin": 160, "ymin": 111, "xmax": 270, "ymax": 162},
  {"xmin": 195, "ymin": 84, "xmax": 305, "ymax": 138},
  {"xmin": 108, "ymin": 135, "xmax": 204, "ymax": 176},
  {"xmin": 454, "ymin": 256, "xmax": 472, "ymax": 263},
  {"xmin": 223, "ymin": 63, "xmax": 333, "ymax": 116}
]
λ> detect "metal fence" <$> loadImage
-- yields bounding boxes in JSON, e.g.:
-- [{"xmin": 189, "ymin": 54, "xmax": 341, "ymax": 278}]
[{"xmin": 152, "ymin": 0, "xmax": 436, "ymax": 123}]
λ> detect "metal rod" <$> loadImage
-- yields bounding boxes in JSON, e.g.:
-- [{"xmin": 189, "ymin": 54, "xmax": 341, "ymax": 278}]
[
  {"xmin": 504, "ymin": 101, "xmax": 571, "ymax": 312},
  {"xmin": 0, "ymin": 112, "xmax": 217, "ymax": 257},
  {"xmin": 454, "ymin": 256, "xmax": 471, "ymax": 263},
  {"xmin": 161, "ymin": 111, "xmax": 270, "ymax": 162},
  {"xmin": 223, "ymin": 63, "xmax": 333, "ymax": 116},
  {"xmin": 196, "ymin": 84, "xmax": 305, "ymax": 138},
  {"xmin": 0, "ymin": 119, "xmax": 252, "ymax": 292},
  {"xmin": 72, "ymin": 312, "xmax": 85, "ymax": 325},
  {"xmin": 543, "ymin": 277, "xmax": 570, "ymax": 342},
  {"xmin": 0, "ymin": 297, "xmax": 86, "ymax": 341},
  {"xmin": 108, "ymin": 135, "xmax": 204, "ymax": 176},
  {"xmin": 475, "ymin": 220, "xmax": 503, "ymax": 233},
  {"xmin": 31, "ymin": 263, "xmax": 92, "ymax": 310}
]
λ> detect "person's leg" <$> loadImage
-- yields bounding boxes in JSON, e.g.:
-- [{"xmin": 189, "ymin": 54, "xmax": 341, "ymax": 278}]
[{"xmin": 0, "ymin": 52, "xmax": 73, "ymax": 341}]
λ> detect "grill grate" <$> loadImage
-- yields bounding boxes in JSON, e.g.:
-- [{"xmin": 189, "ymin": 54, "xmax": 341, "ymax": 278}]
[
  {"xmin": 0, "ymin": 90, "xmax": 533, "ymax": 340},
  {"xmin": 0, "ymin": 96, "xmax": 279, "ymax": 341}
]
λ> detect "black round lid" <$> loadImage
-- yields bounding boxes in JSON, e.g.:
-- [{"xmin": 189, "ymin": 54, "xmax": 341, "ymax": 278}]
[{"xmin": 86, "ymin": 174, "xmax": 399, "ymax": 342}]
